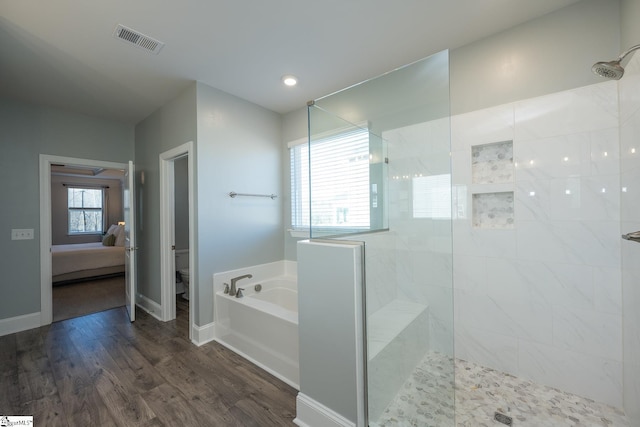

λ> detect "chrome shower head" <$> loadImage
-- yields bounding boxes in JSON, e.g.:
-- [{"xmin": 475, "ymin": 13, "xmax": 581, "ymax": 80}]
[
  {"xmin": 592, "ymin": 60, "xmax": 624, "ymax": 80},
  {"xmin": 592, "ymin": 44, "xmax": 640, "ymax": 80}
]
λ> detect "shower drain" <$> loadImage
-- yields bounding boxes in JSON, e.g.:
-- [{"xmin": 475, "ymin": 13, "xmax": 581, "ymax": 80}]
[{"xmin": 494, "ymin": 412, "xmax": 513, "ymax": 425}]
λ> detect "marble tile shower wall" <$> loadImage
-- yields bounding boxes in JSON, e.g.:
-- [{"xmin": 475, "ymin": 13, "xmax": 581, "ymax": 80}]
[
  {"xmin": 381, "ymin": 118, "xmax": 454, "ymax": 354},
  {"xmin": 619, "ymin": 54, "xmax": 640, "ymax": 423},
  {"xmin": 451, "ymin": 80, "xmax": 622, "ymax": 407},
  {"xmin": 358, "ymin": 118, "xmax": 455, "ymax": 355}
]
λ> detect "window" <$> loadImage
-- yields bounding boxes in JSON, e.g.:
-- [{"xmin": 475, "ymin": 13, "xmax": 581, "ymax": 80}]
[
  {"xmin": 290, "ymin": 127, "xmax": 370, "ymax": 232},
  {"xmin": 67, "ymin": 187, "xmax": 104, "ymax": 234}
]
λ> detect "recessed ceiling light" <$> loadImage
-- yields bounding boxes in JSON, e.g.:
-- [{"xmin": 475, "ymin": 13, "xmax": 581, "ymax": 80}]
[{"xmin": 282, "ymin": 75, "xmax": 298, "ymax": 87}]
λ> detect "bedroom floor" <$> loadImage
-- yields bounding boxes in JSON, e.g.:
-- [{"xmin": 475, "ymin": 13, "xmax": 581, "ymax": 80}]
[{"xmin": 52, "ymin": 275, "xmax": 125, "ymax": 322}]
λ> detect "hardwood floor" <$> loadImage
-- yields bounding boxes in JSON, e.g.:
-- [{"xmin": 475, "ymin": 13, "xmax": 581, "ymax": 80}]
[{"xmin": 0, "ymin": 300, "xmax": 297, "ymax": 426}]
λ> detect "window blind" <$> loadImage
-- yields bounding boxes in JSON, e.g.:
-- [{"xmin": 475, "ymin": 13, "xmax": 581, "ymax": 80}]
[{"xmin": 290, "ymin": 128, "xmax": 370, "ymax": 230}]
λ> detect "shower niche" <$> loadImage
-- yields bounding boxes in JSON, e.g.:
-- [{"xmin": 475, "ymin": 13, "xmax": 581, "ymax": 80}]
[
  {"xmin": 471, "ymin": 140, "xmax": 513, "ymax": 184},
  {"xmin": 471, "ymin": 140, "xmax": 514, "ymax": 229}
]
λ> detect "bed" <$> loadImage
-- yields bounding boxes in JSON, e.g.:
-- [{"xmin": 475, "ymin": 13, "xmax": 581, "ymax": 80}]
[{"xmin": 52, "ymin": 224, "xmax": 126, "ymax": 284}]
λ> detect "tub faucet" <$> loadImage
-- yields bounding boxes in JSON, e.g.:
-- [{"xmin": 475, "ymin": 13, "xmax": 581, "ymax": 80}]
[{"xmin": 229, "ymin": 274, "xmax": 252, "ymax": 296}]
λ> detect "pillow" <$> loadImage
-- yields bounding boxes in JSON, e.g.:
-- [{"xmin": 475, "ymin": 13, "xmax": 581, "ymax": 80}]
[
  {"xmin": 106, "ymin": 224, "xmax": 119, "ymax": 235},
  {"xmin": 102, "ymin": 233, "xmax": 116, "ymax": 246},
  {"xmin": 114, "ymin": 224, "xmax": 126, "ymax": 246}
]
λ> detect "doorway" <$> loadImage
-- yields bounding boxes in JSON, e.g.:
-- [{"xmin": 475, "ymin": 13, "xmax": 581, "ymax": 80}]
[
  {"xmin": 159, "ymin": 142, "xmax": 195, "ymax": 342},
  {"xmin": 39, "ymin": 155, "xmax": 130, "ymax": 326},
  {"xmin": 49, "ymin": 164, "xmax": 126, "ymax": 321}
]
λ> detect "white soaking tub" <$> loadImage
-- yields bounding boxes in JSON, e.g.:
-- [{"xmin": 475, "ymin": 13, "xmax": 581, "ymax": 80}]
[{"xmin": 214, "ymin": 276, "xmax": 299, "ymax": 388}]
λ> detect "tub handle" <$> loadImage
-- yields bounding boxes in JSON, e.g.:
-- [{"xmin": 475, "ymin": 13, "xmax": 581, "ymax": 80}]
[
  {"xmin": 223, "ymin": 283, "xmax": 230, "ymax": 294},
  {"xmin": 236, "ymin": 288, "xmax": 245, "ymax": 298}
]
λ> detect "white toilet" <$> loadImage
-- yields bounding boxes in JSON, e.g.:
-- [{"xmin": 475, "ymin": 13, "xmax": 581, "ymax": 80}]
[
  {"xmin": 179, "ymin": 268, "xmax": 190, "ymax": 300},
  {"xmin": 175, "ymin": 250, "xmax": 190, "ymax": 300}
]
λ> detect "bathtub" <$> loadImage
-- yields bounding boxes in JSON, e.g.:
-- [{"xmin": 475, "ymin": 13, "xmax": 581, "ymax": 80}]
[{"xmin": 214, "ymin": 276, "xmax": 299, "ymax": 388}]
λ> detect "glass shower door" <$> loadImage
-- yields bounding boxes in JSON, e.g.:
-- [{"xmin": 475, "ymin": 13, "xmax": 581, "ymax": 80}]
[{"xmin": 308, "ymin": 50, "xmax": 454, "ymax": 426}]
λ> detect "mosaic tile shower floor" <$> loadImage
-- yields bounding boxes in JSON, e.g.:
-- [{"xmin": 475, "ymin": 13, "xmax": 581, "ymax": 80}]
[{"xmin": 371, "ymin": 353, "xmax": 630, "ymax": 427}]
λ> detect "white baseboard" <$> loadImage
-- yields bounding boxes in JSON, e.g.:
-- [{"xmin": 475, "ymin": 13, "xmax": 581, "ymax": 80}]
[
  {"xmin": 0, "ymin": 312, "xmax": 42, "ymax": 337},
  {"xmin": 136, "ymin": 294, "xmax": 162, "ymax": 321},
  {"xmin": 192, "ymin": 321, "xmax": 216, "ymax": 346},
  {"xmin": 294, "ymin": 393, "xmax": 355, "ymax": 427}
]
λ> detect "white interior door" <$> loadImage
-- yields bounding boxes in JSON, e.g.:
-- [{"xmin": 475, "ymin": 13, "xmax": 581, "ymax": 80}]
[{"xmin": 124, "ymin": 160, "xmax": 137, "ymax": 322}]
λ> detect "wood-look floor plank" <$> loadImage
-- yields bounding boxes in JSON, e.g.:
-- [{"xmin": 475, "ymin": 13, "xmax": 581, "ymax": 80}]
[
  {"xmin": 101, "ymin": 334, "xmax": 166, "ymax": 393},
  {"xmin": 93, "ymin": 378, "xmax": 155, "ymax": 427},
  {"xmin": 0, "ymin": 334, "xmax": 17, "ymax": 376},
  {"xmin": 17, "ymin": 364, "xmax": 57, "ymax": 404},
  {"xmin": 234, "ymin": 398, "xmax": 296, "ymax": 427},
  {"xmin": 142, "ymin": 382, "xmax": 226, "ymax": 427},
  {"xmin": 114, "ymin": 322, "xmax": 191, "ymax": 368},
  {"xmin": 71, "ymin": 338, "xmax": 156, "ymax": 426},
  {"xmin": 0, "ymin": 371, "xmax": 21, "ymax": 415},
  {"xmin": 17, "ymin": 337, "xmax": 57, "ymax": 403},
  {"xmin": 140, "ymin": 416, "xmax": 166, "ymax": 427},
  {"xmin": 17, "ymin": 393, "xmax": 68, "ymax": 427},
  {"xmin": 2, "ymin": 306, "xmax": 297, "ymax": 426},
  {"xmin": 45, "ymin": 335, "xmax": 94, "ymax": 399},
  {"xmin": 234, "ymin": 364, "xmax": 297, "ymax": 421},
  {"xmin": 176, "ymin": 346, "xmax": 297, "ymax": 425},
  {"xmin": 177, "ymin": 347, "xmax": 249, "ymax": 401},
  {"xmin": 64, "ymin": 385, "xmax": 117, "ymax": 427},
  {"xmin": 154, "ymin": 352, "xmax": 238, "ymax": 425},
  {"xmin": 15, "ymin": 328, "xmax": 45, "ymax": 352}
]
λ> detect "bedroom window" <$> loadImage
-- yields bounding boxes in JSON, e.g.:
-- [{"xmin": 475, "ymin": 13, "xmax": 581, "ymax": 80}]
[
  {"xmin": 67, "ymin": 187, "xmax": 104, "ymax": 234},
  {"xmin": 289, "ymin": 127, "xmax": 371, "ymax": 234}
]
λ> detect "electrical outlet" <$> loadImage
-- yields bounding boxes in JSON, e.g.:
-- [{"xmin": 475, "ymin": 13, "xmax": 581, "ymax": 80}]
[{"xmin": 11, "ymin": 229, "xmax": 34, "ymax": 240}]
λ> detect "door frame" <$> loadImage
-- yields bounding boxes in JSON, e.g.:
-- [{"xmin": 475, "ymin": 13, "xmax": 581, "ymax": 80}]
[
  {"xmin": 159, "ymin": 141, "xmax": 195, "ymax": 342},
  {"xmin": 39, "ymin": 154, "xmax": 128, "ymax": 326},
  {"xmin": 124, "ymin": 160, "xmax": 137, "ymax": 322}
]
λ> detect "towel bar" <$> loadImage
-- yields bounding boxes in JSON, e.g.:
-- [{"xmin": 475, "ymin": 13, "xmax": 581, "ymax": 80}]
[{"xmin": 229, "ymin": 192, "xmax": 277, "ymax": 200}]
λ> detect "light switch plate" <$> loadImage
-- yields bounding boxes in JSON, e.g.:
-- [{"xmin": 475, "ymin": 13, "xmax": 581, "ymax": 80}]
[{"xmin": 12, "ymin": 229, "xmax": 34, "ymax": 240}]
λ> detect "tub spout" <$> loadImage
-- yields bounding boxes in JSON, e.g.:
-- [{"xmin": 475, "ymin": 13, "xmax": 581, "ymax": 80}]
[{"xmin": 229, "ymin": 274, "xmax": 252, "ymax": 296}]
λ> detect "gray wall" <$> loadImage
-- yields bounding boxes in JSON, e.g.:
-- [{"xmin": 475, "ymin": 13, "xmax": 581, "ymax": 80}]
[
  {"xmin": 195, "ymin": 82, "xmax": 283, "ymax": 326},
  {"xmin": 134, "ymin": 83, "xmax": 198, "ymax": 306},
  {"xmin": 297, "ymin": 240, "xmax": 364, "ymax": 424},
  {"xmin": 134, "ymin": 81, "xmax": 283, "ymax": 327},
  {"xmin": 0, "ymin": 96, "xmax": 133, "ymax": 321},
  {"xmin": 51, "ymin": 174, "xmax": 123, "ymax": 245},
  {"xmin": 621, "ymin": 0, "xmax": 640, "ymax": 51},
  {"xmin": 174, "ymin": 156, "xmax": 189, "ymax": 251},
  {"xmin": 450, "ymin": 0, "xmax": 619, "ymax": 115}
]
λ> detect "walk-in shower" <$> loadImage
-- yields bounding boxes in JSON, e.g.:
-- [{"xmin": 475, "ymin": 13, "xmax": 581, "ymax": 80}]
[
  {"xmin": 298, "ymin": 44, "xmax": 638, "ymax": 426},
  {"xmin": 592, "ymin": 44, "xmax": 640, "ymax": 79}
]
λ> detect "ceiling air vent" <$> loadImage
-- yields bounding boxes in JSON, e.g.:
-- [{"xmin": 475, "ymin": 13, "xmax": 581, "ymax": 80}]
[{"xmin": 113, "ymin": 24, "xmax": 164, "ymax": 55}]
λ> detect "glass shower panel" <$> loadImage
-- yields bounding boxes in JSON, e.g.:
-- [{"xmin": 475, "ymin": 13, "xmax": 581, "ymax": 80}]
[{"xmin": 308, "ymin": 50, "xmax": 454, "ymax": 426}]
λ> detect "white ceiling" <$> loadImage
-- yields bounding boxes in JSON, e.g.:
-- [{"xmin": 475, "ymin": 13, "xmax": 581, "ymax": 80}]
[{"xmin": 0, "ymin": 0, "xmax": 583, "ymax": 124}]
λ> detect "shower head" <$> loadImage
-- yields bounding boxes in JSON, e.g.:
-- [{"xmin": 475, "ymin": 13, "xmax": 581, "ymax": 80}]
[
  {"xmin": 592, "ymin": 44, "xmax": 640, "ymax": 80},
  {"xmin": 592, "ymin": 60, "xmax": 625, "ymax": 80}
]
